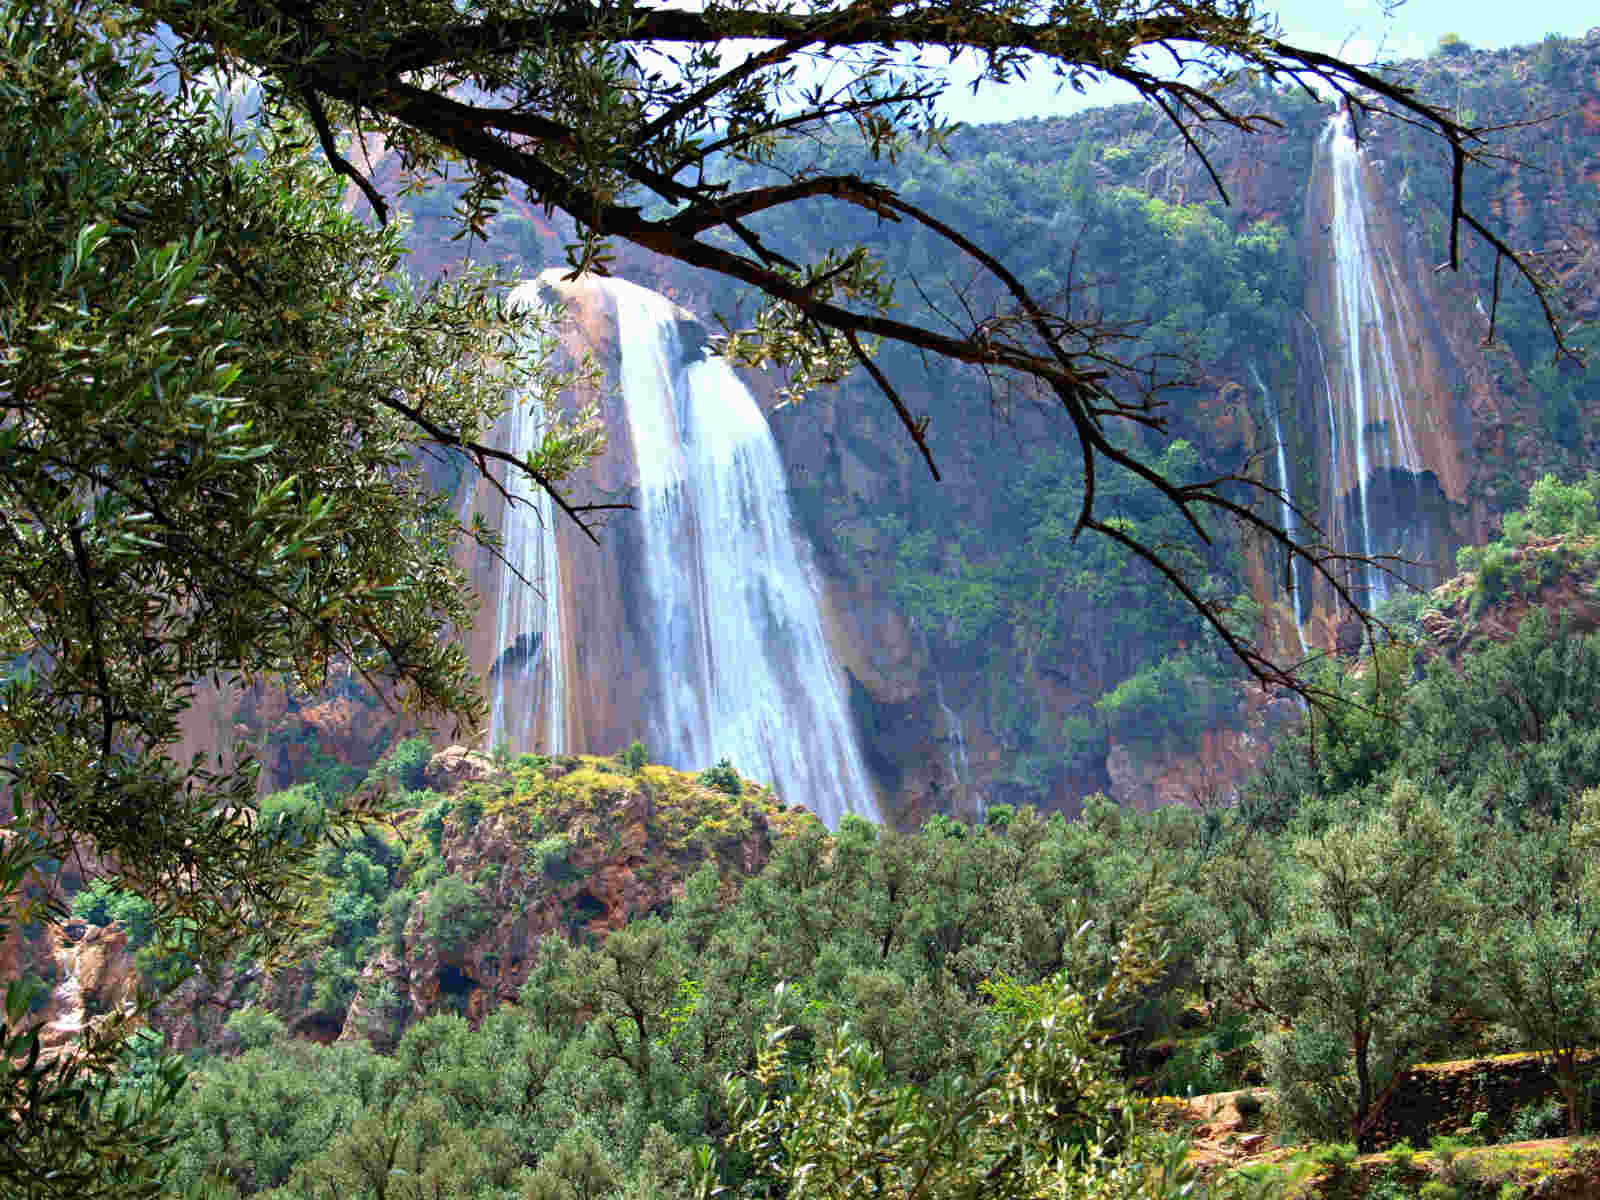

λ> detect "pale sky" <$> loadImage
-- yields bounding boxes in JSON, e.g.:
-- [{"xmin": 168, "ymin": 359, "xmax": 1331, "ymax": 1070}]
[{"xmin": 937, "ymin": 0, "xmax": 1597, "ymax": 124}]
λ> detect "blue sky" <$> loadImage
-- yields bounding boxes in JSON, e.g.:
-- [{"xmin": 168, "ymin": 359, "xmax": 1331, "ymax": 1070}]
[{"xmin": 937, "ymin": 0, "xmax": 1597, "ymax": 124}]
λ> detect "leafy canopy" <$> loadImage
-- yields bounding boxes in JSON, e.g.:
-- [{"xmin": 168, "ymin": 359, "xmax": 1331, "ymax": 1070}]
[{"xmin": 0, "ymin": 3, "xmax": 598, "ymax": 1190}]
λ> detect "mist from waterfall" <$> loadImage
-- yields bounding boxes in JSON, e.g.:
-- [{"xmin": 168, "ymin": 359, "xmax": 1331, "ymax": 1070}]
[
  {"xmin": 485, "ymin": 285, "xmax": 568, "ymax": 757},
  {"xmin": 1322, "ymin": 110, "xmax": 1428, "ymax": 604},
  {"xmin": 607, "ymin": 277, "xmax": 879, "ymax": 828}
]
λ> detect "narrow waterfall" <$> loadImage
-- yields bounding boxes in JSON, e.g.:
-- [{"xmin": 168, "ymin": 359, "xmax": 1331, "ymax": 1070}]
[
  {"xmin": 1320, "ymin": 110, "xmax": 1428, "ymax": 604},
  {"xmin": 932, "ymin": 671, "xmax": 973, "ymax": 820},
  {"xmin": 1252, "ymin": 367, "xmax": 1310, "ymax": 658},
  {"xmin": 486, "ymin": 285, "xmax": 567, "ymax": 756},
  {"xmin": 606, "ymin": 277, "xmax": 880, "ymax": 828}
]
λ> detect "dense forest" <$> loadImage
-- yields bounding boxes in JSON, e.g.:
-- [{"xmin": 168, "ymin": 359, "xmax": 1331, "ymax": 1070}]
[{"xmin": 30, "ymin": 475, "xmax": 1600, "ymax": 1199}]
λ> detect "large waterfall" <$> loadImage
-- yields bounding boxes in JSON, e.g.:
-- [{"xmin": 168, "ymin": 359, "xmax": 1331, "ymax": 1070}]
[
  {"xmin": 1319, "ymin": 110, "xmax": 1430, "ymax": 604},
  {"xmin": 607, "ymin": 277, "xmax": 879, "ymax": 828},
  {"xmin": 481, "ymin": 274, "xmax": 879, "ymax": 827}
]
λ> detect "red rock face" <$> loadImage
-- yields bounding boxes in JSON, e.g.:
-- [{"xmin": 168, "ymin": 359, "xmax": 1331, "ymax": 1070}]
[
  {"xmin": 338, "ymin": 753, "xmax": 809, "ymax": 1048},
  {"xmin": 1420, "ymin": 536, "xmax": 1600, "ymax": 665}
]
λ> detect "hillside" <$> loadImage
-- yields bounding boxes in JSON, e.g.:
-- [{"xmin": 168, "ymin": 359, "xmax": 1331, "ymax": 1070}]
[{"xmin": 300, "ymin": 29, "xmax": 1600, "ymax": 826}]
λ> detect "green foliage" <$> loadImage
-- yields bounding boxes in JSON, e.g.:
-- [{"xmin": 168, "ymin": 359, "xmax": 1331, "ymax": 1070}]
[
  {"xmin": 622, "ymin": 740, "xmax": 650, "ymax": 772},
  {"xmin": 258, "ymin": 784, "xmax": 327, "ymax": 850},
  {"xmin": 0, "ymin": 33, "xmax": 601, "ymax": 1189},
  {"xmin": 326, "ymin": 850, "xmax": 389, "ymax": 949},
  {"xmin": 1506, "ymin": 1097, "xmax": 1566, "ymax": 1141},
  {"xmin": 1255, "ymin": 781, "xmax": 1465, "ymax": 1150},
  {"xmin": 1403, "ymin": 609, "xmax": 1600, "ymax": 825},
  {"xmin": 72, "ymin": 880, "xmax": 156, "ymax": 949},
  {"xmin": 532, "ymin": 833, "xmax": 574, "ymax": 880},
  {"xmin": 366, "ymin": 736, "xmax": 434, "ymax": 794},
  {"xmin": 421, "ymin": 874, "xmax": 490, "ymax": 956},
  {"xmin": 1094, "ymin": 644, "xmax": 1243, "ymax": 756},
  {"xmin": 419, "ymin": 796, "xmax": 454, "ymax": 856},
  {"xmin": 711, "ymin": 911, "xmax": 1195, "ymax": 1200},
  {"xmin": 1500, "ymin": 474, "xmax": 1600, "ymax": 543},
  {"xmin": 223, "ymin": 1006, "xmax": 287, "ymax": 1052},
  {"xmin": 697, "ymin": 758, "xmax": 743, "ymax": 797},
  {"xmin": 1473, "ymin": 788, "xmax": 1600, "ymax": 1134}
]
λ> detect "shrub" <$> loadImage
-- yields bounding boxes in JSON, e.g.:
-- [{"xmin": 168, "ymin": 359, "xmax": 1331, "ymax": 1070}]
[
  {"xmin": 422, "ymin": 874, "xmax": 490, "ymax": 955},
  {"xmin": 381, "ymin": 889, "xmax": 415, "ymax": 954},
  {"xmin": 72, "ymin": 880, "xmax": 157, "ymax": 949},
  {"xmin": 368, "ymin": 736, "xmax": 433, "ymax": 793},
  {"xmin": 621, "ymin": 740, "xmax": 649, "ymax": 772},
  {"xmin": 1501, "ymin": 473, "xmax": 1599, "ymax": 543},
  {"xmin": 258, "ymin": 783, "xmax": 326, "ymax": 847},
  {"xmin": 1506, "ymin": 1097, "xmax": 1565, "ymax": 1141},
  {"xmin": 1310, "ymin": 1142, "xmax": 1356, "ymax": 1175},
  {"xmin": 420, "ymin": 796, "xmax": 454, "ymax": 855},
  {"xmin": 698, "ymin": 758, "xmax": 743, "ymax": 796},
  {"xmin": 531, "ymin": 833, "xmax": 573, "ymax": 880},
  {"xmin": 981, "ymin": 803, "xmax": 1015, "ymax": 831},
  {"xmin": 225, "ymin": 1005, "xmax": 287, "ymax": 1051}
]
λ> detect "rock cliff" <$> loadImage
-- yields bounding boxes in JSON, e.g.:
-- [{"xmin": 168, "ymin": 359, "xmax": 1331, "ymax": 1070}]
[
  {"xmin": 336, "ymin": 749, "xmax": 812, "ymax": 1048},
  {"xmin": 169, "ymin": 31, "xmax": 1600, "ymax": 826}
]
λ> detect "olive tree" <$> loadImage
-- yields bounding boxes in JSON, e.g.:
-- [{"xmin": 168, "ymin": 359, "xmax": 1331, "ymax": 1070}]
[
  {"xmin": 0, "ymin": 4, "xmax": 597, "ymax": 1189},
  {"xmin": 1253, "ymin": 781, "xmax": 1467, "ymax": 1151},
  {"xmin": 1474, "ymin": 788, "xmax": 1600, "ymax": 1134}
]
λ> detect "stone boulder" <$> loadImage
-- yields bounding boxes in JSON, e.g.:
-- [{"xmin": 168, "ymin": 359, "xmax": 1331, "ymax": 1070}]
[{"xmin": 424, "ymin": 745, "xmax": 500, "ymax": 793}]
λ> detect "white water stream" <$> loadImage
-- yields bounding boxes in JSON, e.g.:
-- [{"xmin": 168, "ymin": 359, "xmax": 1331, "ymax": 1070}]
[
  {"xmin": 1321, "ymin": 111, "xmax": 1428, "ymax": 604},
  {"xmin": 1252, "ymin": 367, "xmax": 1311, "ymax": 660},
  {"xmin": 486, "ymin": 285, "xmax": 568, "ymax": 756},
  {"xmin": 607, "ymin": 277, "xmax": 880, "ymax": 828}
]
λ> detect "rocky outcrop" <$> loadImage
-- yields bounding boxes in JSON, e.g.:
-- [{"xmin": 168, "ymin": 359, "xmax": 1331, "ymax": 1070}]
[
  {"xmin": 1420, "ymin": 535, "xmax": 1600, "ymax": 663},
  {"xmin": 337, "ymin": 750, "xmax": 815, "ymax": 1048},
  {"xmin": 1104, "ymin": 687, "xmax": 1303, "ymax": 813},
  {"xmin": 423, "ymin": 745, "xmax": 499, "ymax": 793}
]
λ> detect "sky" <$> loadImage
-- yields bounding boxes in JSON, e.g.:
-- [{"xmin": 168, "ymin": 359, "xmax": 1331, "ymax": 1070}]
[{"xmin": 936, "ymin": 0, "xmax": 1598, "ymax": 124}]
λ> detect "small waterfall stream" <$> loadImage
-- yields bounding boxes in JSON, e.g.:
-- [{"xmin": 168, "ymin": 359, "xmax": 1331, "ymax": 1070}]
[
  {"xmin": 1252, "ymin": 366, "xmax": 1310, "ymax": 660},
  {"xmin": 486, "ymin": 284, "xmax": 568, "ymax": 755},
  {"xmin": 931, "ymin": 670, "xmax": 974, "ymax": 821},
  {"xmin": 607, "ymin": 277, "xmax": 880, "ymax": 828}
]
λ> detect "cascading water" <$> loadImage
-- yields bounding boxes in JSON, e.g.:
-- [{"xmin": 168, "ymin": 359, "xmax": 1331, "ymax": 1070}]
[
  {"xmin": 1321, "ymin": 110, "xmax": 1429, "ymax": 605},
  {"xmin": 932, "ymin": 670, "xmax": 974, "ymax": 820},
  {"xmin": 1251, "ymin": 367, "xmax": 1310, "ymax": 659},
  {"xmin": 485, "ymin": 285, "xmax": 567, "ymax": 756},
  {"xmin": 606, "ymin": 277, "xmax": 879, "ymax": 828}
]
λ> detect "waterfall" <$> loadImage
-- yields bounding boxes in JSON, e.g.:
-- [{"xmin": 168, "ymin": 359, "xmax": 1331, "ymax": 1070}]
[
  {"xmin": 606, "ymin": 277, "xmax": 880, "ymax": 828},
  {"xmin": 932, "ymin": 671, "xmax": 974, "ymax": 820},
  {"xmin": 1253, "ymin": 366, "xmax": 1311, "ymax": 660},
  {"xmin": 486, "ymin": 285, "xmax": 567, "ymax": 756},
  {"xmin": 1321, "ymin": 111, "xmax": 1430, "ymax": 605}
]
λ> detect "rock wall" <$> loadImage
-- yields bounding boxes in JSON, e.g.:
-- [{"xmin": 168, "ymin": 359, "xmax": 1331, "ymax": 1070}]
[{"xmin": 167, "ymin": 32, "xmax": 1600, "ymax": 825}]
